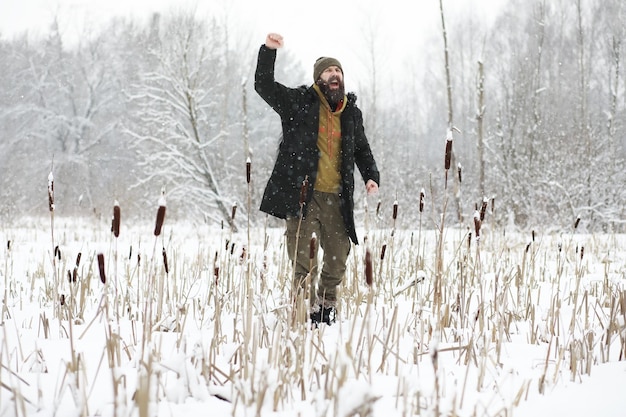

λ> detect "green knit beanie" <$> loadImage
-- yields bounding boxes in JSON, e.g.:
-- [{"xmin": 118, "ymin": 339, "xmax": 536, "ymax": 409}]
[{"xmin": 313, "ymin": 57, "xmax": 343, "ymax": 81}]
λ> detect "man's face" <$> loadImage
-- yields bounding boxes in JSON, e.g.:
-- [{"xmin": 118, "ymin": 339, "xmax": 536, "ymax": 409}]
[{"xmin": 317, "ymin": 66, "xmax": 344, "ymax": 105}]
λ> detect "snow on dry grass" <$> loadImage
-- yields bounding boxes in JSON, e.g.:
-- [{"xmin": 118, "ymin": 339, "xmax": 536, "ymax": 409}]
[{"xmin": 0, "ymin": 213, "xmax": 625, "ymax": 417}]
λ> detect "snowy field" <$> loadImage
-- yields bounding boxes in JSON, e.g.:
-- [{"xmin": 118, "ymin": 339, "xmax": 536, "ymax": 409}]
[{"xmin": 1, "ymin": 215, "xmax": 625, "ymax": 417}]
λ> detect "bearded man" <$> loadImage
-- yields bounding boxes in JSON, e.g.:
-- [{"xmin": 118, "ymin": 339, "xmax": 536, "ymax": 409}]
[{"xmin": 254, "ymin": 33, "xmax": 380, "ymax": 326}]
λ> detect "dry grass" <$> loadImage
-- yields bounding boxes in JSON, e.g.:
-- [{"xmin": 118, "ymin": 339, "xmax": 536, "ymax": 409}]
[{"xmin": 0, "ymin": 194, "xmax": 625, "ymax": 416}]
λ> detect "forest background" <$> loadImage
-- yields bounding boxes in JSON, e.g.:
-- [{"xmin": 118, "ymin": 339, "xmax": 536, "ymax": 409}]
[{"xmin": 0, "ymin": 0, "xmax": 624, "ymax": 234}]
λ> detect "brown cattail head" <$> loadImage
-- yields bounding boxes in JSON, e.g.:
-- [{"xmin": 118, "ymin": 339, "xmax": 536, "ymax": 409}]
[
  {"xmin": 162, "ymin": 247, "xmax": 169, "ymax": 274},
  {"xmin": 299, "ymin": 176, "xmax": 309, "ymax": 206},
  {"xmin": 531, "ymin": 230, "xmax": 535, "ymax": 242},
  {"xmin": 392, "ymin": 200, "xmax": 398, "ymax": 221},
  {"xmin": 419, "ymin": 188, "xmax": 425, "ymax": 213},
  {"xmin": 231, "ymin": 203, "xmax": 237, "ymax": 221},
  {"xmin": 365, "ymin": 249, "xmax": 373, "ymax": 287},
  {"xmin": 574, "ymin": 216, "xmax": 581, "ymax": 229},
  {"xmin": 76, "ymin": 252, "xmax": 82, "ymax": 268},
  {"xmin": 380, "ymin": 243, "xmax": 387, "ymax": 261},
  {"xmin": 473, "ymin": 211, "xmax": 481, "ymax": 239},
  {"xmin": 444, "ymin": 131, "xmax": 453, "ymax": 171},
  {"xmin": 457, "ymin": 163, "xmax": 462, "ymax": 183},
  {"xmin": 213, "ymin": 250, "xmax": 219, "ymax": 284},
  {"xmin": 97, "ymin": 253, "xmax": 106, "ymax": 284},
  {"xmin": 47, "ymin": 172, "xmax": 54, "ymax": 212},
  {"xmin": 60, "ymin": 294, "xmax": 65, "ymax": 306},
  {"xmin": 246, "ymin": 157, "xmax": 251, "ymax": 184},
  {"xmin": 309, "ymin": 233, "xmax": 317, "ymax": 259},
  {"xmin": 154, "ymin": 194, "xmax": 166, "ymax": 236},
  {"xmin": 54, "ymin": 245, "xmax": 61, "ymax": 260},
  {"xmin": 580, "ymin": 246, "xmax": 584, "ymax": 260},
  {"xmin": 491, "ymin": 197, "xmax": 495, "ymax": 214},
  {"xmin": 480, "ymin": 197, "xmax": 488, "ymax": 221},
  {"xmin": 112, "ymin": 201, "xmax": 121, "ymax": 238},
  {"xmin": 376, "ymin": 200, "xmax": 381, "ymax": 217}
]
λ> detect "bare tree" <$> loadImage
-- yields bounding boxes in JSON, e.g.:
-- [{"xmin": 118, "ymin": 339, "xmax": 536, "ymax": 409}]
[{"xmin": 126, "ymin": 13, "xmax": 240, "ymax": 229}]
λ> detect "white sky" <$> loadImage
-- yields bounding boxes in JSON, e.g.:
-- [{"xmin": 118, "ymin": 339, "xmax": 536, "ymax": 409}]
[{"xmin": 0, "ymin": 0, "xmax": 505, "ymax": 85}]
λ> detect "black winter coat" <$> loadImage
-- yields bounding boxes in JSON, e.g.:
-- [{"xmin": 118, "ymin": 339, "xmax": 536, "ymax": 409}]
[{"xmin": 254, "ymin": 45, "xmax": 380, "ymax": 244}]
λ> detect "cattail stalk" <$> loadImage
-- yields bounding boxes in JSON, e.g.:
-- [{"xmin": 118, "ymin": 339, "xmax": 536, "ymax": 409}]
[
  {"xmin": 365, "ymin": 249, "xmax": 373, "ymax": 287},
  {"xmin": 47, "ymin": 170, "xmax": 60, "ymax": 319},
  {"xmin": 444, "ymin": 132, "xmax": 453, "ymax": 188},
  {"xmin": 112, "ymin": 202, "xmax": 120, "ymax": 238},
  {"xmin": 154, "ymin": 195, "xmax": 166, "ymax": 237},
  {"xmin": 97, "ymin": 253, "xmax": 106, "ymax": 284}
]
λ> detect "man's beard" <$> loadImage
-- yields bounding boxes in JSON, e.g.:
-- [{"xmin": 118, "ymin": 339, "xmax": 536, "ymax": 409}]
[{"xmin": 316, "ymin": 76, "xmax": 345, "ymax": 107}]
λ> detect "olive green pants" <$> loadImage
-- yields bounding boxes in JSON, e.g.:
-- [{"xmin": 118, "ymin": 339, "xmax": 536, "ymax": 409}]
[{"xmin": 286, "ymin": 191, "xmax": 351, "ymax": 307}]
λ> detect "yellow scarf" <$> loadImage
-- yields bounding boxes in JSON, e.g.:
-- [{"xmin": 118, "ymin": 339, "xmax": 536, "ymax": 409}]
[{"xmin": 313, "ymin": 84, "xmax": 346, "ymax": 193}]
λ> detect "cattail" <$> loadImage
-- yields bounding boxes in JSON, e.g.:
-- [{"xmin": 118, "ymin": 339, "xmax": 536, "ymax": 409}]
[
  {"xmin": 444, "ymin": 135, "xmax": 453, "ymax": 171},
  {"xmin": 246, "ymin": 157, "xmax": 251, "ymax": 184},
  {"xmin": 392, "ymin": 200, "xmax": 398, "ymax": 220},
  {"xmin": 154, "ymin": 194, "xmax": 166, "ymax": 236},
  {"xmin": 468, "ymin": 232, "xmax": 472, "ymax": 248},
  {"xmin": 491, "ymin": 196, "xmax": 495, "ymax": 214},
  {"xmin": 365, "ymin": 249, "xmax": 373, "ymax": 287},
  {"xmin": 162, "ymin": 247, "xmax": 169, "ymax": 274},
  {"xmin": 532, "ymin": 230, "xmax": 535, "ymax": 242},
  {"xmin": 47, "ymin": 172, "xmax": 54, "ymax": 212},
  {"xmin": 128, "ymin": 246, "xmax": 132, "ymax": 260},
  {"xmin": 580, "ymin": 246, "xmax": 584, "ymax": 260},
  {"xmin": 231, "ymin": 203, "xmax": 237, "ymax": 221},
  {"xmin": 309, "ymin": 233, "xmax": 317, "ymax": 259},
  {"xmin": 525, "ymin": 242, "xmax": 531, "ymax": 253},
  {"xmin": 7, "ymin": 240, "xmax": 11, "ymax": 250},
  {"xmin": 480, "ymin": 197, "xmax": 488, "ymax": 221},
  {"xmin": 67, "ymin": 270, "xmax": 72, "ymax": 284},
  {"xmin": 54, "ymin": 245, "xmax": 61, "ymax": 260},
  {"xmin": 213, "ymin": 251, "xmax": 219, "ymax": 284},
  {"xmin": 76, "ymin": 252, "xmax": 82, "ymax": 268},
  {"xmin": 97, "ymin": 253, "xmax": 106, "ymax": 284},
  {"xmin": 239, "ymin": 246, "xmax": 247, "ymax": 263},
  {"xmin": 299, "ymin": 176, "xmax": 309, "ymax": 206},
  {"xmin": 137, "ymin": 254, "xmax": 141, "ymax": 267},
  {"xmin": 419, "ymin": 189, "xmax": 425, "ymax": 213},
  {"xmin": 473, "ymin": 210, "xmax": 481, "ymax": 239},
  {"xmin": 60, "ymin": 294, "xmax": 65, "ymax": 306},
  {"xmin": 574, "ymin": 216, "xmax": 581, "ymax": 229},
  {"xmin": 230, "ymin": 242, "xmax": 235, "ymax": 255},
  {"xmin": 380, "ymin": 243, "xmax": 387, "ymax": 261},
  {"xmin": 72, "ymin": 267, "xmax": 77, "ymax": 283},
  {"xmin": 112, "ymin": 201, "xmax": 121, "ymax": 238},
  {"xmin": 457, "ymin": 163, "xmax": 462, "ymax": 183},
  {"xmin": 376, "ymin": 200, "xmax": 381, "ymax": 217}
]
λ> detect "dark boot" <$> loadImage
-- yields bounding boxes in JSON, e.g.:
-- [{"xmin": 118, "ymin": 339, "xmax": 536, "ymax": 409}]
[{"xmin": 310, "ymin": 305, "xmax": 336, "ymax": 326}]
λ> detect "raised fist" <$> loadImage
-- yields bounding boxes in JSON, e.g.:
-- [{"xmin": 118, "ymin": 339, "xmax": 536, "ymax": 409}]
[{"xmin": 265, "ymin": 33, "xmax": 284, "ymax": 49}]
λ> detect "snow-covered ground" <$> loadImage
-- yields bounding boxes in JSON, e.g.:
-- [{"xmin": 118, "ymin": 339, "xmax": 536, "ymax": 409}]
[{"xmin": 1, "ymin": 216, "xmax": 625, "ymax": 417}]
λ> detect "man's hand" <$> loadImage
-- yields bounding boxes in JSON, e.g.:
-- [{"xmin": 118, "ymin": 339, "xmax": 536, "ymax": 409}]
[
  {"xmin": 366, "ymin": 180, "xmax": 379, "ymax": 195},
  {"xmin": 265, "ymin": 33, "xmax": 284, "ymax": 49}
]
